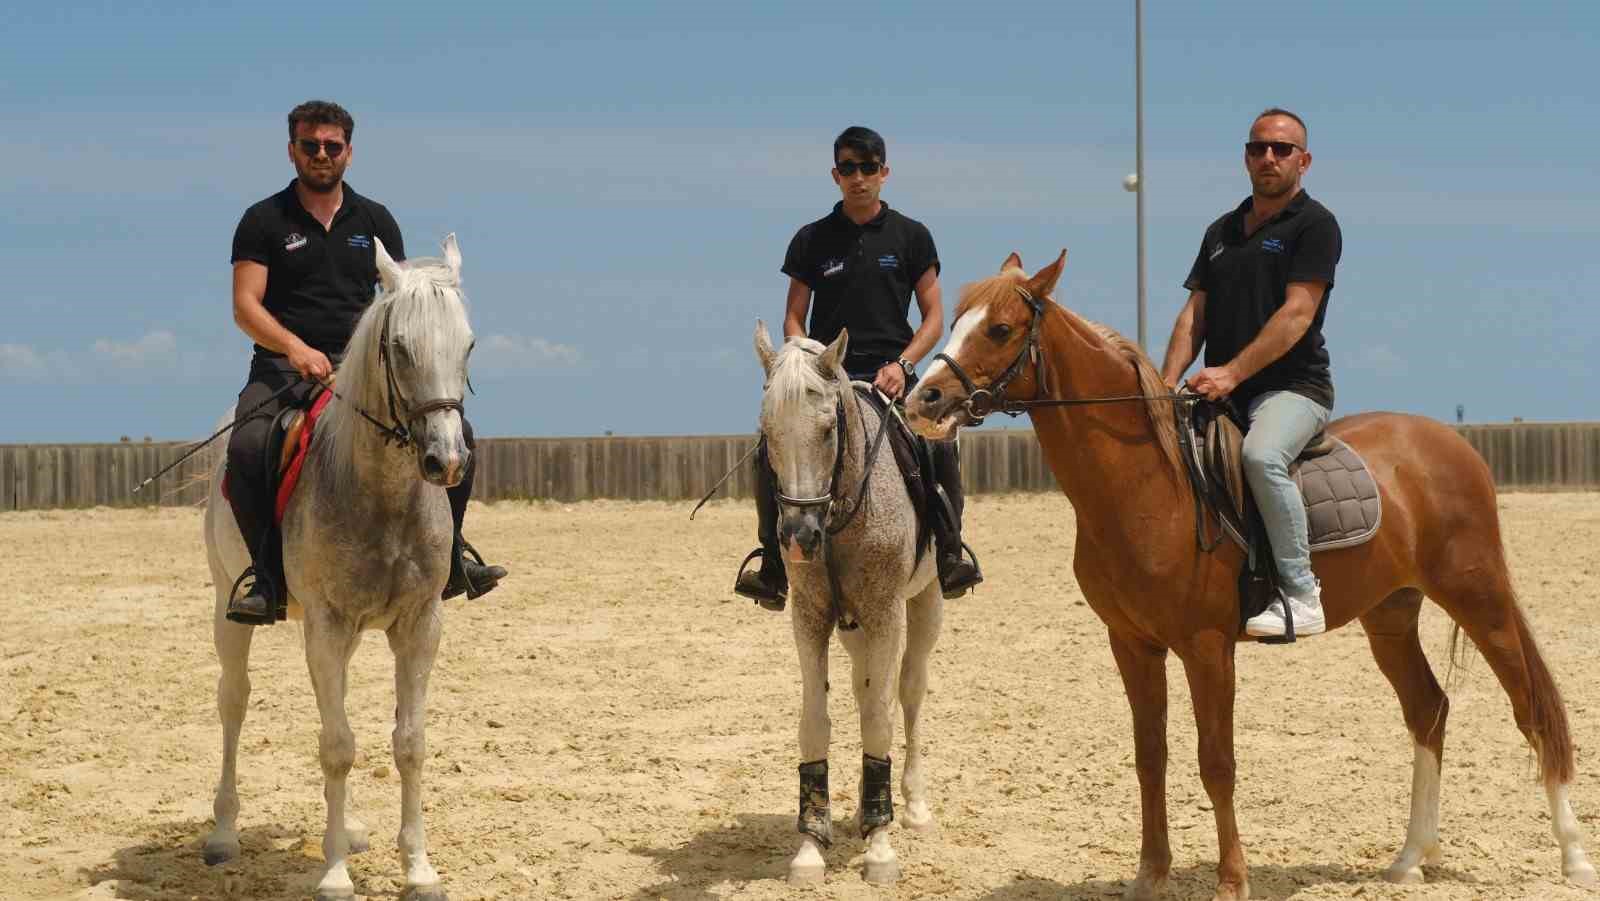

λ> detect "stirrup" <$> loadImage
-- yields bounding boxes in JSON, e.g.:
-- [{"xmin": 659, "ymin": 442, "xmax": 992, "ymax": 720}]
[
  {"xmin": 733, "ymin": 547, "xmax": 786, "ymax": 610},
  {"xmin": 445, "ymin": 539, "xmax": 503, "ymax": 601},
  {"xmin": 938, "ymin": 541, "xmax": 984, "ymax": 600},
  {"xmin": 224, "ymin": 567, "xmax": 277, "ymax": 626}
]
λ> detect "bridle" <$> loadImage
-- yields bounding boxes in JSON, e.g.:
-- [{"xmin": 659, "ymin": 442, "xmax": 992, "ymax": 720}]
[
  {"xmin": 770, "ymin": 380, "xmax": 892, "ymax": 538},
  {"xmin": 323, "ymin": 303, "xmax": 467, "ymax": 451},
  {"xmin": 932, "ymin": 284, "xmax": 1195, "ymax": 425}
]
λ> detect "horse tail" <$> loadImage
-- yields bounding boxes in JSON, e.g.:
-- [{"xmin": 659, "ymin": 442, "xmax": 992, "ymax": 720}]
[{"xmin": 1451, "ymin": 602, "xmax": 1576, "ymax": 786}]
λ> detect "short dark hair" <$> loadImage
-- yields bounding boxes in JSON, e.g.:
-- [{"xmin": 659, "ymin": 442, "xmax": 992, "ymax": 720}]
[
  {"xmin": 833, "ymin": 126, "xmax": 886, "ymax": 164},
  {"xmin": 1254, "ymin": 107, "xmax": 1307, "ymax": 143},
  {"xmin": 288, "ymin": 100, "xmax": 355, "ymax": 143}
]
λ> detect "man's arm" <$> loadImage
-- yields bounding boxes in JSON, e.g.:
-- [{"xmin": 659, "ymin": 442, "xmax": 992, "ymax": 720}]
[
  {"xmin": 782, "ymin": 277, "xmax": 810, "ymax": 339},
  {"xmin": 875, "ymin": 265, "xmax": 943, "ymax": 399},
  {"xmin": 1159, "ymin": 289, "xmax": 1207, "ymax": 388},
  {"xmin": 1224, "ymin": 281, "xmax": 1326, "ymax": 382},
  {"xmin": 1186, "ymin": 281, "xmax": 1326, "ymax": 400},
  {"xmin": 232, "ymin": 261, "xmax": 331, "ymax": 380}
]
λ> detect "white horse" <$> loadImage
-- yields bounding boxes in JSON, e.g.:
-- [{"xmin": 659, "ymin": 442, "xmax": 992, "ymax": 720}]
[
  {"xmin": 202, "ymin": 235, "xmax": 474, "ymax": 901},
  {"xmin": 754, "ymin": 323, "xmax": 945, "ymax": 885}
]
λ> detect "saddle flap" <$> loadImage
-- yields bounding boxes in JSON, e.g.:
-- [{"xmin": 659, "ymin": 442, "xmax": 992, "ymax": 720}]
[
  {"xmin": 1199, "ymin": 402, "xmax": 1249, "ymax": 528},
  {"xmin": 277, "ymin": 410, "xmax": 307, "ymax": 477},
  {"xmin": 852, "ymin": 385, "xmax": 934, "ymax": 559}
]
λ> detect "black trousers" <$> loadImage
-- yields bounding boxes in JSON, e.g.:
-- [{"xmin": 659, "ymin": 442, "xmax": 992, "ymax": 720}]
[{"xmin": 225, "ymin": 354, "xmax": 477, "ymax": 577}]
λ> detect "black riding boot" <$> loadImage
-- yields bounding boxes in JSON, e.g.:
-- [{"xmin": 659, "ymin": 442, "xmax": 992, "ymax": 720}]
[
  {"xmin": 442, "ymin": 430, "xmax": 508, "ymax": 600},
  {"xmin": 734, "ymin": 441, "xmax": 788, "ymax": 611},
  {"xmin": 929, "ymin": 440, "xmax": 983, "ymax": 599},
  {"xmin": 225, "ymin": 486, "xmax": 282, "ymax": 626}
]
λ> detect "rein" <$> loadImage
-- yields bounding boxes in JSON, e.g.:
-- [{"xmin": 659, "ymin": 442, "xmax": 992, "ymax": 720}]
[{"xmin": 933, "ymin": 285, "xmax": 1196, "ymax": 425}]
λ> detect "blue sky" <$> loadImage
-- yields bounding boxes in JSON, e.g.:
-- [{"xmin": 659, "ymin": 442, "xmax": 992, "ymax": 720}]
[{"xmin": 3, "ymin": 1, "xmax": 1596, "ymax": 442}]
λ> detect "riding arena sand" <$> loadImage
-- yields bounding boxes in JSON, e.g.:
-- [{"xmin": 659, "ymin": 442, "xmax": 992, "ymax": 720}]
[{"xmin": 2, "ymin": 491, "xmax": 1596, "ymax": 900}]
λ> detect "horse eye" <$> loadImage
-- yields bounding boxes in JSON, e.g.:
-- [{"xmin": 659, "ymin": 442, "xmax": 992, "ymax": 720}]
[{"xmin": 987, "ymin": 323, "xmax": 1012, "ymax": 342}]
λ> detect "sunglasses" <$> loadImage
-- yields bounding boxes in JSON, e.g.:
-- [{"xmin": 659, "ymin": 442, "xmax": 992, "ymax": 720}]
[
  {"xmin": 1245, "ymin": 140, "xmax": 1303, "ymax": 159},
  {"xmin": 296, "ymin": 139, "xmax": 347, "ymax": 159},
  {"xmin": 835, "ymin": 160, "xmax": 882, "ymax": 176}
]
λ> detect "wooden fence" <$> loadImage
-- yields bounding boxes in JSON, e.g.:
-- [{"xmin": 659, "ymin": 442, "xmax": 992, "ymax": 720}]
[{"xmin": 3, "ymin": 422, "xmax": 1598, "ymax": 512}]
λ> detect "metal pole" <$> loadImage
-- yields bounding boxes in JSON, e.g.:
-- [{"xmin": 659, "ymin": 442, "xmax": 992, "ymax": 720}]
[{"xmin": 1135, "ymin": 0, "xmax": 1147, "ymax": 351}]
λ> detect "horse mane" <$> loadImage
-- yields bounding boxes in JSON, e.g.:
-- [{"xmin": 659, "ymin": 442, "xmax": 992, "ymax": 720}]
[
  {"xmin": 765, "ymin": 337, "xmax": 834, "ymax": 422},
  {"xmin": 314, "ymin": 256, "xmax": 470, "ymax": 493},
  {"xmin": 957, "ymin": 276, "xmax": 1184, "ymax": 482}
]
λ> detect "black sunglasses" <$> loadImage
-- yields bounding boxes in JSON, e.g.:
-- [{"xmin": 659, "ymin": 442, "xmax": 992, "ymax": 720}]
[
  {"xmin": 835, "ymin": 160, "xmax": 882, "ymax": 176},
  {"xmin": 1245, "ymin": 140, "xmax": 1302, "ymax": 159},
  {"xmin": 296, "ymin": 138, "xmax": 347, "ymax": 159}
]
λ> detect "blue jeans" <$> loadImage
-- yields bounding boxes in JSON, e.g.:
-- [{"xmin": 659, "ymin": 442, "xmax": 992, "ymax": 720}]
[{"xmin": 1241, "ymin": 390, "xmax": 1332, "ymax": 596}]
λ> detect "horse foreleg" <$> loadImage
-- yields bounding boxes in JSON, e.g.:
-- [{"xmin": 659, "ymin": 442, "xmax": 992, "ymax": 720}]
[
  {"xmin": 1360, "ymin": 589, "xmax": 1448, "ymax": 884},
  {"xmin": 842, "ymin": 613, "xmax": 906, "ymax": 884},
  {"xmin": 388, "ymin": 608, "xmax": 446, "ymax": 900},
  {"xmin": 899, "ymin": 582, "xmax": 943, "ymax": 831},
  {"xmin": 204, "ymin": 596, "xmax": 255, "ymax": 866},
  {"xmin": 304, "ymin": 618, "xmax": 361, "ymax": 901},
  {"xmin": 1180, "ymin": 634, "xmax": 1249, "ymax": 901},
  {"xmin": 789, "ymin": 609, "xmax": 833, "ymax": 885},
  {"xmin": 1109, "ymin": 630, "xmax": 1171, "ymax": 901}
]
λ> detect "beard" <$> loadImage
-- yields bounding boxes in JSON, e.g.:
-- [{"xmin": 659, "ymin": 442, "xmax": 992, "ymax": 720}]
[
  {"xmin": 296, "ymin": 161, "xmax": 345, "ymax": 193},
  {"xmin": 1250, "ymin": 170, "xmax": 1296, "ymax": 198}
]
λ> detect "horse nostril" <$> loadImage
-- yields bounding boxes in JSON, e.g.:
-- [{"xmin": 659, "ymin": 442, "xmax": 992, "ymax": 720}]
[{"xmin": 422, "ymin": 454, "xmax": 446, "ymax": 479}]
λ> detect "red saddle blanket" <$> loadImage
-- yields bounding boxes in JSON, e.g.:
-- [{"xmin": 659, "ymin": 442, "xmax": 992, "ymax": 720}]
[{"xmin": 220, "ymin": 390, "xmax": 333, "ymax": 526}]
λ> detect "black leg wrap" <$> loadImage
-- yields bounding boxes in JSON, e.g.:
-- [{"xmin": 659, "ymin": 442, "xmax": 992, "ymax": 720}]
[
  {"xmin": 859, "ymin": 753, "xmax": 893, "ymax": 837},
  {"xmin": 797, "ymin": 759, "xmax": 832, "ymax": 848}
]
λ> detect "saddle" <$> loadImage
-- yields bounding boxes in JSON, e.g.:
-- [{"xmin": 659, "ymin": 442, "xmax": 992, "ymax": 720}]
[
  {"xmin": 852, "ymin": 385, "xmax": 937, "ymax": 566},
  {"xmin": 1176, "ymin": 398, "xmax": 1382, "ymax": 631},
  {"xmin": 220, "ymin": 387, "xmax": 331, "ymax": 526}
]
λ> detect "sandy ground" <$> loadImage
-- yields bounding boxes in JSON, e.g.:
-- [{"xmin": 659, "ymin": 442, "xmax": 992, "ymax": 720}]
[{"xmin": 2, "ymin": 492, "xmax": 1598, "ymax": 901}]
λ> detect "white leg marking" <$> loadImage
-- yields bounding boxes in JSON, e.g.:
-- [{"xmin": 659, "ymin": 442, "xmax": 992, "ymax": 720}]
[
  {"xmin": 1547, "ymin": 781, "xmax": 1597, "ymax": 884},
  {"xmin": 1385, "ymin": 743, "xmax": 1441, "ymax": 884},
  {"xmin": 789, "ymin": 835, "xmax": 826, "ymax": 885}
]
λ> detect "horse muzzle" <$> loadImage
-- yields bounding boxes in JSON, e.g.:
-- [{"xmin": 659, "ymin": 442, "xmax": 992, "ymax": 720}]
[
  {"xmin": 419, "ymin": 447, "xmax": 468, "ymax": 487},
  {"xmin": 779, "ymin": 515, "xmax": 825, "ymax": 563}
]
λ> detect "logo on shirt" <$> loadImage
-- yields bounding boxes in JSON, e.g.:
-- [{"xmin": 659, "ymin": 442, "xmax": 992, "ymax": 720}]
[
  {"xmin": 822, "ymin": 258, "xmax": 845, "ymax": 278},
  {"xmin": 877, "ymin": 253, "xmax": 899, "ymax": 270},
  {"xmin": 283, "ymin": 233, "xmax": 308, "ymax": 252},
  {"xmin": 1209, "ymin": 242, "xmax": 1225, "ymax": 261},
  {"xmin": 347, "ymin": 234, "xmax": 372, "ymax": 249},
  {"xmin": 1261, "ymin": 238, "xmax": 1286, "ymax": 254}
]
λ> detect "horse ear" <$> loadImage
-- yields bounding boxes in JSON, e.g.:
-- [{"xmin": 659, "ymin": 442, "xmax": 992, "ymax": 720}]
[
  {"xmin": 817, "ymin": 328, "xmax": 849, "ymax": 375},
  {"xmin": 1025, "ymin": 249, "xmax": 1068, "ymax": 299},
  {"xmin": 1000, "ymin": 252, "xmax": 1024, "ymax": 274},
  {"xmin": 374, "ymin": 237, "xmax": 403, "ymax": 293},
  {"xmin": 754, "ymin": 320, "xmax": 777, "ymax": 375},
  {"xmin": 441, "ymin": 233, "xmax": 462, "ymax": 280}
]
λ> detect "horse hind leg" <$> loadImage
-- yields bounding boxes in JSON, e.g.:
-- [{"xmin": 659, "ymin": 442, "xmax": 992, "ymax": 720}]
[
  {"xmin": 204, "ymin": 586, "xmax": 256, "ymax": 867},
  {"xmin": 1359, "ymin": 589, "xmax": 1448, "ymax": 884},
  {"xmin": 388, "ymin": 610, "xmax": 446, "ymax": 900},
  {"xmin": 898, "ymin": 581, "xmax": 943, "ymax": 831},
  {"xmin": 1423, "ymin": 563, "xmax": 1596, "ymax": 884}
]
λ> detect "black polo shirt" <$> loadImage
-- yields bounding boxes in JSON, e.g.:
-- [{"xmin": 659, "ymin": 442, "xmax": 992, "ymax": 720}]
[
  {"xmin": 782, "ymin": 201, "xmax": 939, "ymax": 373},
  {"xmin": 1184, "ymin": 190, "xmax": 1341, "ymax": 410},
  {"xmin": 231, "ymin": 181, "xmax": 405, "ymax": 356}
]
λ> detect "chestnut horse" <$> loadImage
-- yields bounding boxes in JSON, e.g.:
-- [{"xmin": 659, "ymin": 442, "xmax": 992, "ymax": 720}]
[{"xmin": 903, "ymin": 251, "xmax": 1594, "ymax": 900}]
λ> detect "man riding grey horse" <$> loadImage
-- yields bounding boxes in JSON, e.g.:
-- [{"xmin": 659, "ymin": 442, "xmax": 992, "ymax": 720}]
[
  {"xmin": 735, "ymin": 126, "xmax": 981, "ymax": 608},
  {"xmin": 224, "ymin": 99, "xmax": 506, "ymax": 625}
]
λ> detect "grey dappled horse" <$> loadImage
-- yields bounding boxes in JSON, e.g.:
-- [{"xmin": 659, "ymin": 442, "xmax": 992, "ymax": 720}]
[
  {"xmin": 202, "ymin": 235, "xmax": 473, "ymax": 901},
  {"xmin": 754, "ymin": 323, "xmax": 944, "ymax": 884}
]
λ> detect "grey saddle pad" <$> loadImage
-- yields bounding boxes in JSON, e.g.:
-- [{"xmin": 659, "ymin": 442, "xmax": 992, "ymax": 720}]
[{"xmin": 1293, "ymin": 437, "xmax": 1381, "ymax": 551}]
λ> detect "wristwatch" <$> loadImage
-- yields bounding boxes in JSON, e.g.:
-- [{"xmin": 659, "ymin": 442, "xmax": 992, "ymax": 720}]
[{"xmin": 897, "ymin": 357, "xmax": 916, "ymax": 379}]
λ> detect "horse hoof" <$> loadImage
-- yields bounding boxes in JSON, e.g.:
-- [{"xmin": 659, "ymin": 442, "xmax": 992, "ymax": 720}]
[
  {"xmin": 1567, "ymin": 859, "xmax": 1598, "ymax": 886},
  {"xmin": 1122, "ymin": 875, "xmax": 1167, "ymax": 901},
  {"xmin": 788, "ymin": 862, "xmax": 825, "ymax": 885},
  {"xmin": 1383, "ymin": 864, "xmax": 1424, "ymax": 885},
  {"xmin": 314, "ymin": 890, "xmax": 356, "ymax": 901},
  {"xmin": 201, "ymin": 839, "xmax": 238, "ymax": 867},
  {"xmin": 1210, "ymin": 881, "xmax": 1249, "ymax": 901},
  {"xmin": 902, "ymin": 800, "xmax": 936, "ymax": 831},
  {"xmin": 863, "ymin": 858, "xmax": 900, "ymax": 885},
  {"xmin": 400, "ymin": 886, "xmax": 449, "ymax": 901}
]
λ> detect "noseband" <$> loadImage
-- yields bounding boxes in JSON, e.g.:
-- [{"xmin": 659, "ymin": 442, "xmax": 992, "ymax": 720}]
[{"xmin": 772, "ymin": 402, "xmax": 850, "ymax": 521}]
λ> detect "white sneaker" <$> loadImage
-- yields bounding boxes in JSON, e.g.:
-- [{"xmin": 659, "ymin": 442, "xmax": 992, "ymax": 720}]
[{"xmin": 1245, "ymin": 584, "xmax": 1326, "ymax": 638}]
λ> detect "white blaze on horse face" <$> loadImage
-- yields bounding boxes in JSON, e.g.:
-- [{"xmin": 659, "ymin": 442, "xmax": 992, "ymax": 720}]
[{"xmin": 923, "ymin": 303, "xmax": 988, "ymax": 388}]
